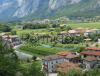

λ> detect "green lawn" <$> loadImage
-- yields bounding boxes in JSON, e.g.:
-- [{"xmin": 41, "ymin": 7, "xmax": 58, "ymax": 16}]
[{"xmin": 19, "ymin": 60, "xmax": 42, "ymax": 70}]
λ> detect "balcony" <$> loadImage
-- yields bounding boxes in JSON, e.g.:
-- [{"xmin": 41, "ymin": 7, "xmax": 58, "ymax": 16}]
[
  {"xmin": 43, "ymin": 63, "xmax": 48, "ymax": 66},
  {"xmin": 43, "ymin": 67, "xmax": 48, "ymax": 70}
]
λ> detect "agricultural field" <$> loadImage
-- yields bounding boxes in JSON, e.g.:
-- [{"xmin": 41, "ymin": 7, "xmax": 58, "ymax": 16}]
[
  {"xmin": 19, "ymin": 43, "xmax": 73, "ymax": 57},
  {"xmin": 14, "ymin": 22, "xmax": 100, "ymax": 37},
  {"xmin": 67, "ymin": 22, "xmax": 100, "ymax": 29}
]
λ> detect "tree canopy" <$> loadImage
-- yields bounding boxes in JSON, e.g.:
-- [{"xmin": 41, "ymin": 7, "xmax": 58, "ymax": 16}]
[{"xmin": 0, "ymin": 43, "xmax": 19, "ymax": 76}]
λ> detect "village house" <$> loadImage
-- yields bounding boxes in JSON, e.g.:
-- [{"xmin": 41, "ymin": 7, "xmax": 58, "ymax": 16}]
[
  {"xmin": 65, "ymin": 54, "xmax": 79, "ymax": 63},
  {"xmin": 74, "ymin": 27, "xmax": 85, "ymax": 34},
  {"xmin": 60, "ymin": 31, "xmax": 68, "ymax": 34},
  {"xmin": 8, "ymin": 35, "xmax": 22, "ymax": 46},
  {"xmin": 83, "ymin": 56, "xmax": 98, "ymax": 69},
  {"xmin": 57, "ymin": 51, "xmax": 79, "ymax": 63},
  {"xmin": 84, "ymin": 29, "xmax": 93, "ymax": 36},
  {"xmin": 41, "ymin": 54, "xmax": 65, "ymax": 73},
  {"xmin": 1, "ymin": 34, "xmax": 21, "ymax": 47},
  {"xmin": 15, "ymin": 25, "xmax": 20, "ymax": 28},
  {"xmin": 1, "ymin": 35, "xmax": 12, "ymax": 48},
  {"xmin": 84, "ymin": 38, "xmax": 92, "ymax": 42},
  {"xmin": 60, "ymin": 24, "xmax": 66, "ymax": 27},
  {"xmin": 41, "ymin": 51, "xmax": 79, "ymax": 73},
  {"xmin": 0, "ymin": 32, "xmax": 7, "ymax": 36},
  {"xmin": 57, "ymin": 51, "xmax": 74, "ymax": 56},
  {"xmin": 80, "ymin": 50, "xmax": 100, "ymax": 60},
  {"xmin": 91, "ymin": 29, "xmax": 100, "ymax": 34},
  {"xmin": 87, "ymin": 46, "xmax": 100, "ymax": 51},
  {"xmin": 68, "ymin": 30, "xmax": 78, "ymax": 36},
  {"xmin": 55, "ymin": 62, "xmax": 82, "ymax": 74}
]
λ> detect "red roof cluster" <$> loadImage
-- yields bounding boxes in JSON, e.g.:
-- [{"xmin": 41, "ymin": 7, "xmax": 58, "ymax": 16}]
[
  {"xmin": 56, "ymin": 62, "xmax": 82, "ymax": 73},
  {"xmin": 81, "ymin": 51, "xmax": 100, "ymax": 56},
  {"xmin": 57, "ymin": 51, "xmax": 73, "ymax": 56},
  {"xmin": 87, "ymin": 46, "xmax": 100, "ymax": 51}
]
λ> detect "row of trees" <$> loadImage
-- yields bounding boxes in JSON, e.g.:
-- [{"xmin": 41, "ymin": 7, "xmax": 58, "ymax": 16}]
[
  {"xmin": 0, "ymin": 43, "xmax": 19, "ymax": 76},
  {"xmin": 0, "ymin": 25, "xmax": 11, "ymax": 32},
  {"xmin": 20, "ymin": 33, "xmax": 100, "ymax": 45},
  {"xmin": 22, "ymin": 23, "xmax": 49, "ymax": 29}
]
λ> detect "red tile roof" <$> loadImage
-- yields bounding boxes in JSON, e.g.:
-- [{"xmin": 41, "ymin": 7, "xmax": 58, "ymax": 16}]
[
  {"xmin": 68, "ymin": 30, "xmax": 77, "ymax": 33},
  {"xmin": 56, "ymin": 62, "xmax": 82, "ymax": 73},
  {"xmin": 83, "ymin": 56, "xmax": 98, "ymax": 62},
  {"xmin": 87, "ymin": 46, "xmax": 100, "ymax": 51},
  {"xmin": 57, "ymin": 51, "xmax": 73, "ymax": 56},
  {"xmin": 84, "ymin": 39, "xmax": 92, "ymax": 41},
  {"xmin": 80, "ymin": 51, "xmax": 100, "ymax": 56},
  {"xmin": 60, "ymin": 31, "xmax": 67, "ymax": 34},
  {"xmin": 66, "ymin": 54, "xmax": 79, "ymax": 59},
  {"xmin": 41, "ymin": 54, "xmax": 64, "ymax": 61}
]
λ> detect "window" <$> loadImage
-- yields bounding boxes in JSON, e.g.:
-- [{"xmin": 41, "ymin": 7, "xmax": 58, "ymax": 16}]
[
  {"xmin": 56, "ymin": 61, "xmax": 58, "ymax": 63},
  {"xmin": 52, "ymin": 66, "xmax": 53, "ymax": 68},
  {"xmin": 51, "ymin": 62, "xmax": 53, "ymax": 64},
  {"xmin": 94, "ymin": 55, "xmax": 97, "ymax": 57}
]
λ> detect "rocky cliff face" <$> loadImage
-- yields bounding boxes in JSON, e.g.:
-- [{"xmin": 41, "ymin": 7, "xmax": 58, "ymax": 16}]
[
  {"xmin": 0, "ymin": 0, "xmax": 100, "ymax": 21},
  {"xmin": 14, "ymin": 0, "xmax": 81, "ymax": 18}
]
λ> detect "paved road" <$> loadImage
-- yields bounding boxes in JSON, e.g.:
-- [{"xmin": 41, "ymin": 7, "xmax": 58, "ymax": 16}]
[
  {"xmin": 15, "ymin": 51, "xmax": 32, "ymax": 59},
  {"xmin": 48, "ymin": 73, "xmax": 57, "ymax": 76},
  {"xmin": 14, "ymin": 45, "xmax": 32, "ymax": 59}
]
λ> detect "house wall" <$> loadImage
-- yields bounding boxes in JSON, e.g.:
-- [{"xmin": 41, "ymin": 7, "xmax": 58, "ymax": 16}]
[
  {"xmin": 69, "ymin": 33, "xmax": 77, "ymax": 36},
  {"xmin": 42, "ymin": 58, "xmax": 64, "ymax": 73},
  {"xmin": 64, "ymin": 58, "xmax": 69, "ymax": 62},
  {"xmin": 82, "ymin": 54, "xmax": 100, "ymax": 60},
  {"xmin": 92, "ymin": 30, "xmax": 100, "ymax": 34},
  {"xmin": 83, "ymin": 60, "xmax": 98, "ymax": 69},
  {"xmin": 84, "ymin": 32, "xmax": 93, "ymax": 36},
  {"xmin": 10, "ymin": 37, "xmax": 21, "ymax": 45}
]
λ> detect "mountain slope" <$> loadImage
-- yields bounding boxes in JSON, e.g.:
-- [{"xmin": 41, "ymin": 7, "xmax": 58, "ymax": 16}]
[{"xmin": 0, "ymin": 0, "xmax": 100, "ymax": 21}]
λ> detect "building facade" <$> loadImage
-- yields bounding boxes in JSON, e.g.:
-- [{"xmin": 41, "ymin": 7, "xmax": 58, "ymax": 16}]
[
  {"xmin": 83, "ymin": 56, "xmax": 98, "ymax": 69},
  {"xmin": 41, "ymin": 54, "xmax": 64, "ymax": 73}
]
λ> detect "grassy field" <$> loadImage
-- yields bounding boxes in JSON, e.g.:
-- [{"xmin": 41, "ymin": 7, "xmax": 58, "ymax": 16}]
[
  {"xmin": 19, "ymin": 60, "xmax": 41, "ymax": 70},
  {"xmin": 13, "ymin": 28, "xmax": 57, "ymax": 37},
  {"xmin": 67, "ymin": 22, "xmax": 100, "ymax": 29}
]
